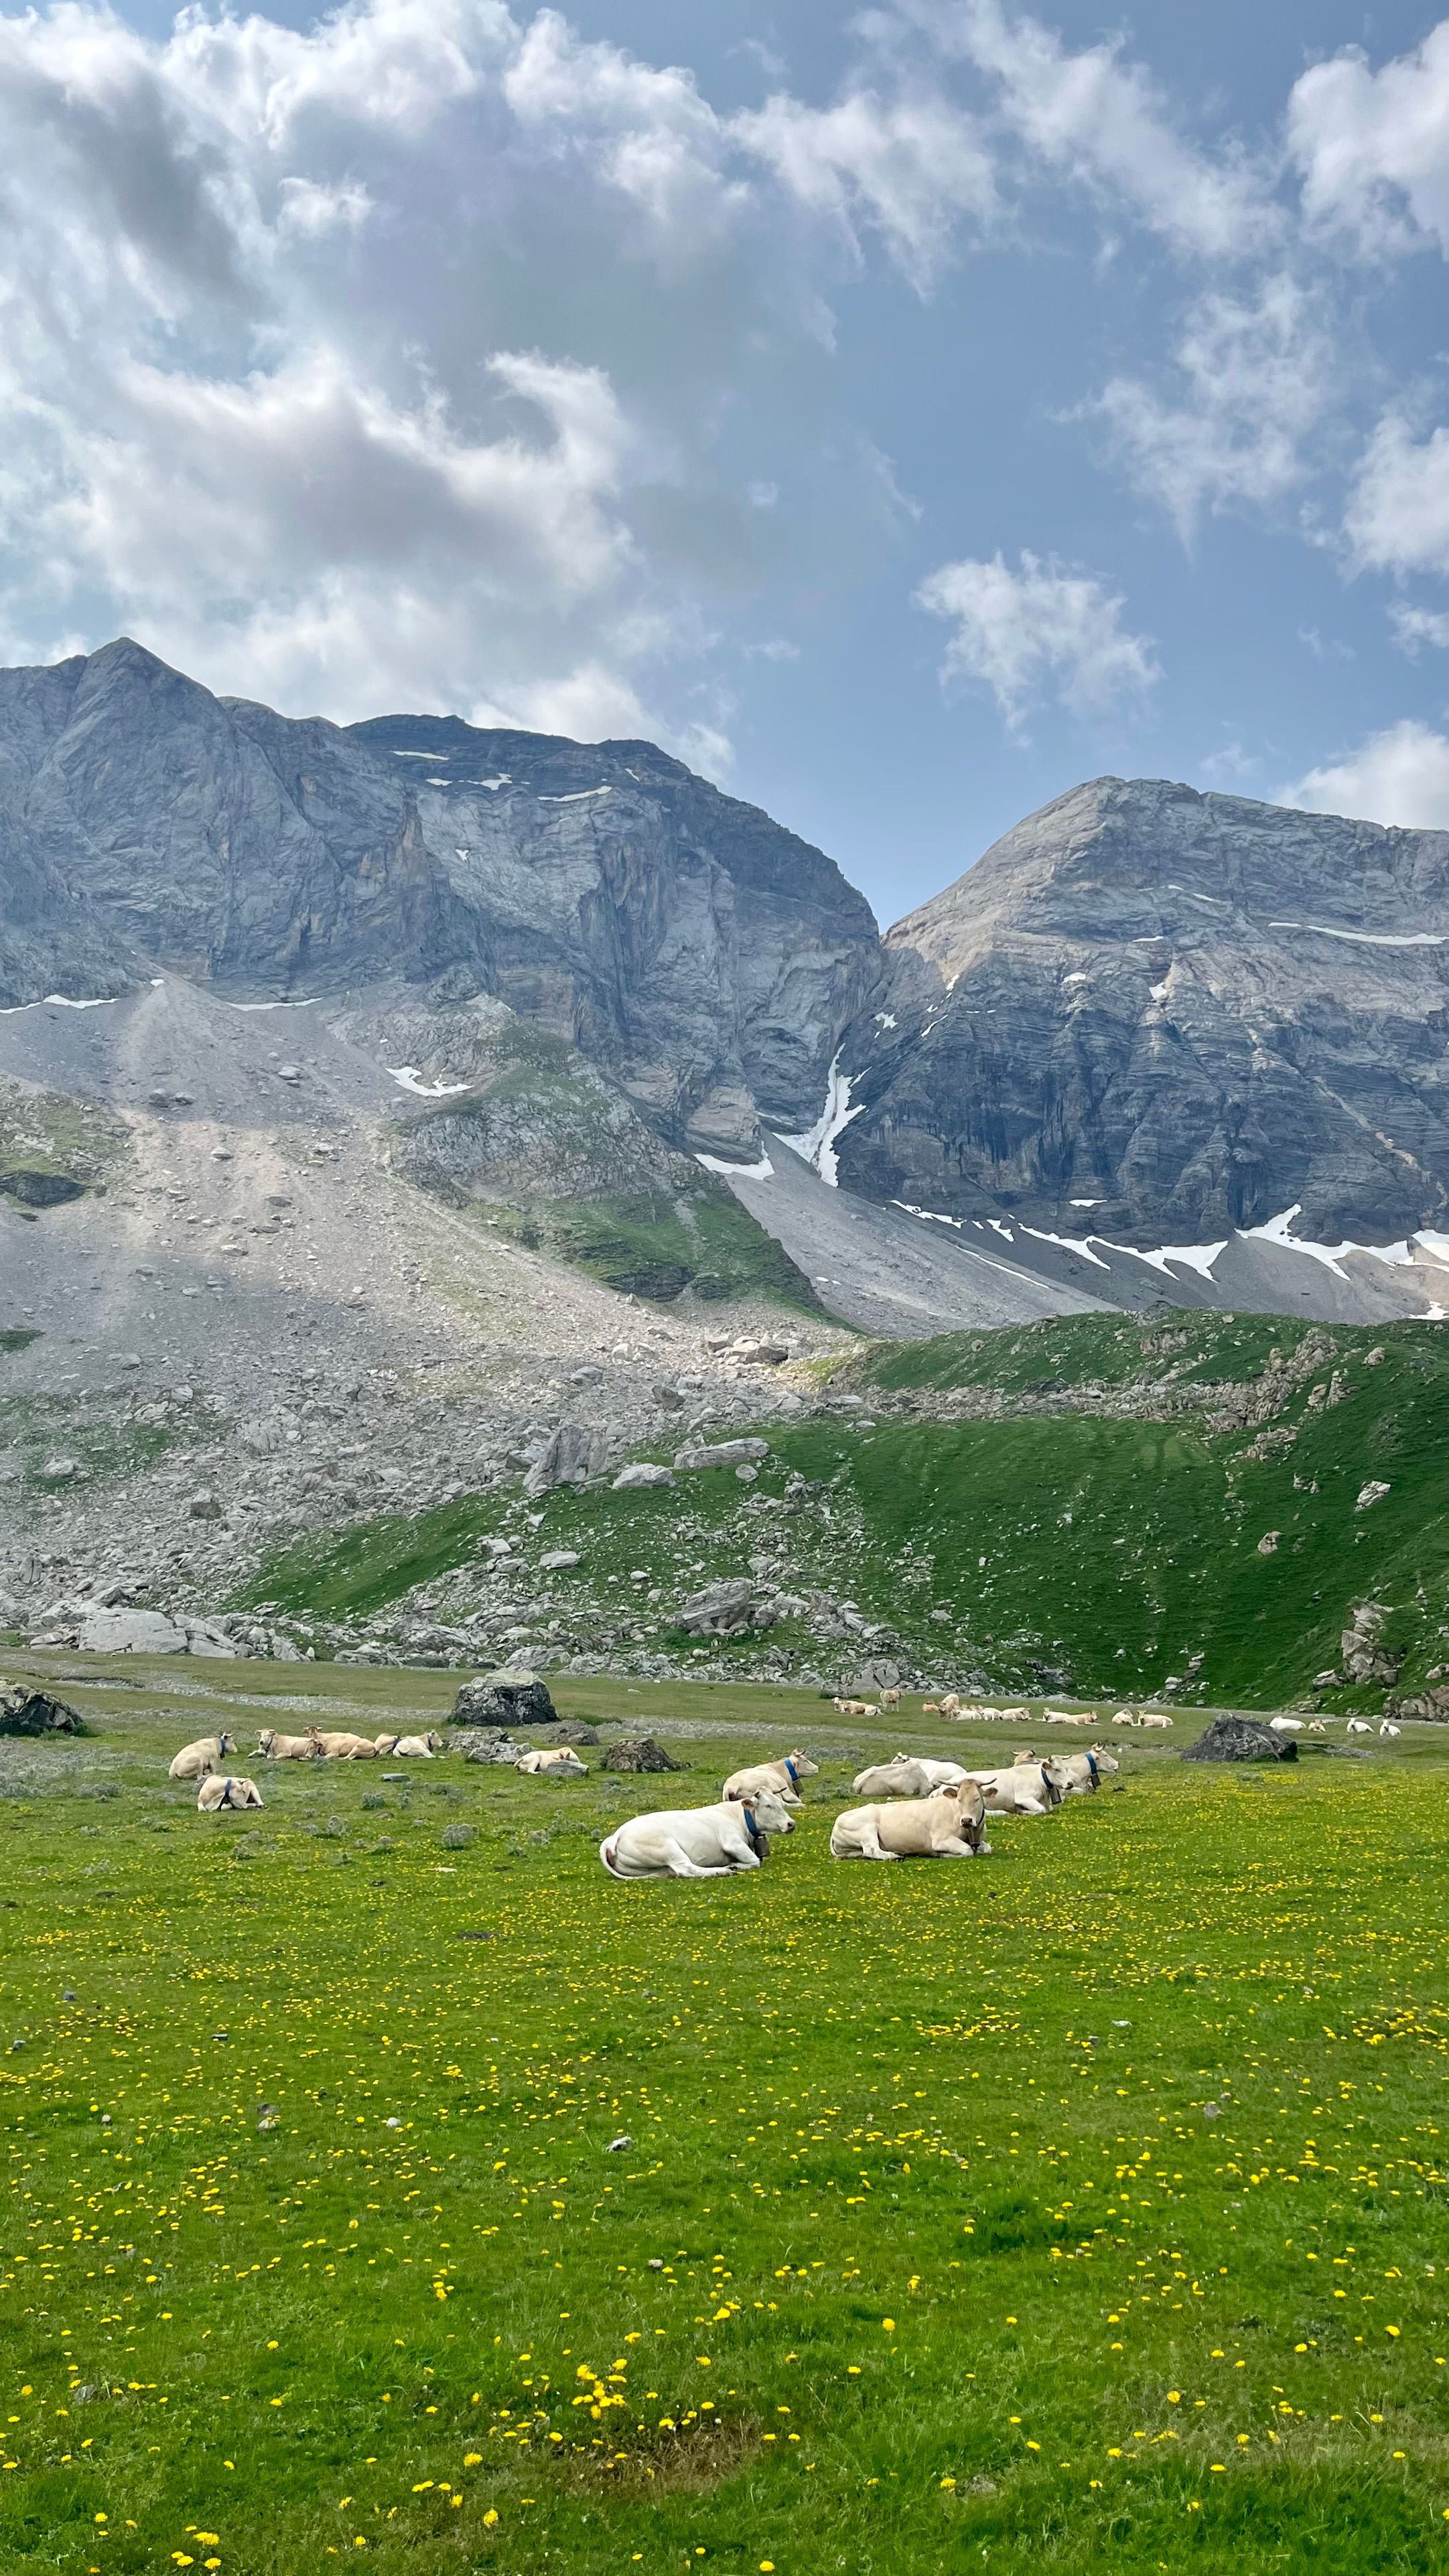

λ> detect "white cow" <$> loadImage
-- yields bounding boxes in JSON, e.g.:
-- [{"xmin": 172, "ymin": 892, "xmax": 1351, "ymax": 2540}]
[
  {"xmin": 964, "ymin": 1763, "xmax": 1062, "ymax": 1816},
  {"xmin": 1380, "ymin": 1718, "xmax": 1403, "ymax": 1740},
  {"xmin": 600, "ymin": 1785, "xmax": 795, "ymax": 1880},
  {"xmin": 831, "ymin": 1781, "xmax": 989, "ymax": 1861},
  {"xmin": 1140, "ymin": 1712, "xmax": 1174, "ymax": 1731},
  {"xmin": 197, "ymin": 1774, "xmax": 264, "ymax": 1812},
  {"xmin": 516, "ymin": 1747, "xmax": 588, "ymax": 1777},
  {"xmin": 851, "ymin": 1755, "xmax": 969, "ymax": 1800},
  {"xmin": 721, "ymin": 1751, "xmax": 819, "ymax": 1806},
  {"xmin": 1307, "ymin": 1718, "xmax": 1326, "ymax": 1734},
  {"xmin": 169, "ymin": 1733, "xmax": 236, "ymax": 1783},
  {"xmin": 1270, "ymin": 1716, "xmax": 1304, "ymax": 1734},
  {"xmin": 312, "ymin": 1731, "xmax": 380, "ymax": 1760},
  {"xmin": 1048, "ymin": 1749, "xmax": 1119, "ymax": 1796},
  {"xmin": 878, "ymin": 1688, "xmax": 902, "ymax": 1710},
  {"xmin": 1346, "ymin": 1717, "xmax": 1373, "ymax": 1736},
  {"xmin": 256, "ymin": 1728, "xmax": 318, "ymax": 1761},
  {"xmin": 374, "ymin": 1731, "xmax": 444, "ymax": 1757}
]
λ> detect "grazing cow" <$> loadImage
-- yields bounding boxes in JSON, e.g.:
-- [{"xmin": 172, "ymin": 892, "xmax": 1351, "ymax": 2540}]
[
  {"xmin": 722, "ymin": 1751, "xmax": 819, "ymax": 1806},
  {"xmin": 879, "ymin": 1688, "xmax": 902, "ymax": 1710},
  {"xmin": 256, "ymin": 1728, "xmax": 318, "ymax": 1761},
  {"xmin": 964, "ymin": 1763, "xmax": 1062, "ymax": 1816},
  {"xmin": 374, "ymin": 1732, "xmax": 444, "ymax": 1757},
  {"xmin": 197, "ymin": 1774, "xmax": 263, "ymax": 1812},
  {"xmin": 920, "ymin": 1700, "xmax": 941, "ymax": 1716},
  {"xmin": 516, "ymin": 1747, "xmax": 588, "ymax": 1777},
  {"xmin": 312, "ymin": 1731, "xmax": 380, "ymax": 1760},
  {"xmin": 1140, "ymin": 1712, "xmax": 1174, "ymax": 1731},
  {"xmin": 1270, "ymin": 1716, "xmax": 1304, "ymax": 1734},
  {"xmin": 851, "ymin": 1755, "xmax": 968, "ymax": 1800},
  {"xmin": 168, "ymin": 1733, "xmax": 236, "ymax": 1783},
  {"xmin": 939, "ymin": 1694, "xmax": 963, "ymax": 1719},
  {"xmin": 1047, "ymin": 1749, "xmax": 1119, "ymax": 1797},
  {"xmin": 831, "ymin": 1781, "xmax": 989, "ymax": 1861},
  {"xmin": 1380, "ymin": 1718, "xmax": 1403, "ymax": 1740},
  {"xmin": 1346, "ymin": 1717, "xmax": 1373, "ymax": 1736},
  {"xmin": 600, "ymin": 1784, "xmax": 795, "ymax": 1880}
]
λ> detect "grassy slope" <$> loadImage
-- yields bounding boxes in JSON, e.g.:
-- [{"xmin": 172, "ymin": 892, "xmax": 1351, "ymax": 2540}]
[
  {"xmin": 3, "ymin": 1672, "xmax": 1449, "ymax": 2576},
  {"xmin": 481, "ymin": 1184, "xmax": 823, "ymax": 1314},
  {"xmin": 236, "ymin": 1312, "xmax": 1449, "ymax": 1710}
]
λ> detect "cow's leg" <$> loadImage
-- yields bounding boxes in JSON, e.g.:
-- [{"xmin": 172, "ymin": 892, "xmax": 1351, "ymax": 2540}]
[
  {"xmin": 858, "ymin": 1821, "xmax": 897, "ymax": 1859},
  {"xmin": 660, "ymin": 1839, "xmax": 734, "ymax": 1878},
  {"xmin": 933, "ymin": 1836, "xmax": 977, "ymax": 1856}
]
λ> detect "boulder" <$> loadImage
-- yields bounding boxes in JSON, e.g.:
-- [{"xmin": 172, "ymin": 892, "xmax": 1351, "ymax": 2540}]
[
  {"xmin": 673, "ymin": 1438, "xmax": 770, "ymax": 1471},
  {"xmin": 600, "ymin": 1736, "xmax": 683, "ymax": 1773},
  {"xmin": 0, "ymin": 1682, "xmax": 85, "ymax": 1737},
  {"xmin": 76, "ymin": 1607, "xmax": 190, "ymax": 1654},
  {"xmin": 533, "ymin": 1720, "xmax": 600, "ymax": 1747},
  {"xmin": 188, "ymin": 1493, "xmax": 222, "ymax": 1521},
  {"xmin": 1182, "ymin": 1716, "xmax": 1298, "ymax": 1763},
  {"xmin": 539, "ymin": 1550, "xmax": 581, "ymax": 1572},
  {"xmin": 525, "ymin": 1423, "xmax": 612, "ymax": 1495},
  {"xmin": 1387, "ymin": 1684, "xmax": 1449, "ymax": 1723},
  {"xmin": 453, "ymin": 1668, "xmax": 559, "ymax": 1728},
  {"xmin": 677, "ymin": 1578, "xmax": 777, "ymax": 1639},
  {"xmin": 454, "ymin": 1731, "xmax": 533, "ymax": 1765},
  {"xmin": 613, "ymin": 1463, "xmax": 675, "ymax": 1491}
]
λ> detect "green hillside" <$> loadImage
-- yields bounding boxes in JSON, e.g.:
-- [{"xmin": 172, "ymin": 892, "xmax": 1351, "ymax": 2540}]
[{"xmin": 238, "ymin": 1310, "xmax": 1449, "ymax": 1711}]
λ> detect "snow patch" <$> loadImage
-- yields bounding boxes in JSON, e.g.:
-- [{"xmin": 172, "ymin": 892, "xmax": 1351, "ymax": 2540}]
[
  {"xmin": 537, "ymin": 787, "xmax": 612, "ymax": 803},
  {"xmin": 390, "ymin": 748, "xmax": 437, "ymax": 758},
  {"xmin": 222, "ymin": 996, "xmax": 320, "ymax": 1012},
  {"xmin": 697, "ymin": 1149, "xmax": 774, "ymax": 1180},
  {"xmin": 1171, "ymin": 884, "xmax": 1229, "ymax": 910},
  {"xmin": 475, "ymin": 775, "xmax": 510, "ymax": 791},
  {"xmin": 0, "ymin": 992, "xmax": 122, "ymax": 1015},
  {"xmin": 1069, "ymin": 1198, "xmax": 1100, "ymax": 1208},
  {"xmin": 387, "ymin": 1065, "xmax": 472, "ymax": 1099},
  {"xmin": 874, "ymin": 1011, "xmax": 898, "ymax": 1030},
  {"xmin": 1149, "ymin": 974, "xmax": 1172, "ymax": 1003},
  {"xmin": 779, "ymin": 1055, "xmax": 864, "ymax": 1187},
  {"xmin": 1022, "ymin": 1227, "xmax": 1112, "ymax": 1271},
  {"xmin": 1268, "ymin": 921, "xmax": 1444, "ymax": 949},
  {"xmin": 1129, "ymin": 1239, "xmax": 1228, "ymax": 1282}
]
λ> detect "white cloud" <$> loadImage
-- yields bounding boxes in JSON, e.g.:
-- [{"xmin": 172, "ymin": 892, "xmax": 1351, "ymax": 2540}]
[
  {"xmin": 1344, "ymin": 412, "xmax": 1449, "ymax": 578},
  {"xmin": 734, "ymin": 82, "xmax": 997, "ymax": 287},
  {"xmin": 1289, "ymin": 23, "xmax": 1449, "ymax": 257},
  {"xmin": 924, "ymin": 0, "xmax": 1275, "ymax": 258},
  {"xmin": 914, "ymin": 548, "xmax": 1158, "ymax": 728},
  {"xmin": 1282, "ymin": 719, "xmax": 1449, "ymax": 829},
  {"xmin": 1389, "ymin": 602, "xmax": 1449, "ymax": 653},
  {"xmin": 1092, "ymin": 275, "xmax": 1333, "ymax": 539}
]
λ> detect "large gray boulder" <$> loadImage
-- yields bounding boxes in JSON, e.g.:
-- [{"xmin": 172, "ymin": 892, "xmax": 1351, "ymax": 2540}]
[
  {"xmin": 1182, "ymin": 1715, "xmax": 1298, "ymax": 1763},
  {"xmin": 673, "ymin": 1438, "xmax": 770, "ymax": 1472},
  {"xmin": 525, "ymin": 1424, "xmax": 611, "ymax": 1496},
  {"xmin": 453, "ymin": 1669, "xmax": 558, "ymax": 1729},
  {"xmin": 613, "ymin": 1463, "xmax": 675, "ymax": 1491},
  {"xmin": 75, "ymin": 1607, "xmax": 190, "ymax": 1655},
  {"xmin": 0, "ymin": 1682, "xmax": 84, "ymax": 1737},
  {"xmin": 677, "ymin": 1579, "xmax": 777, "ymax": 1639},
  {"xmin": 600, "ymin": 1737, "xmax": 683, "ymax": 1773}
]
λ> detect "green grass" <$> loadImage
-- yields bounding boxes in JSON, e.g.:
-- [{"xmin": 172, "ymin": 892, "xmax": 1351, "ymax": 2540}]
[
  {"xmin": 2, "ymin": 1666, "xmax": 1448, "ymax": 2574},
  {"xmin": 476, "ymin": 1184, "xmax": 823, "ymax": 1312},
  {"xmin": 0, "ymin": 1083, "xmax": 127, "ymax": 1205},
  {"xmin": 234, "ymin": 1310, "xmax": 1449, "ymax": 1707}
]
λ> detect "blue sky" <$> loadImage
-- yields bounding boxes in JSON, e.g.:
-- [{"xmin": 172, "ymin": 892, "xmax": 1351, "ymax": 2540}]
[{"xmin": 5, "ymin": 2, "xmax": 1449, "ymax": 925}]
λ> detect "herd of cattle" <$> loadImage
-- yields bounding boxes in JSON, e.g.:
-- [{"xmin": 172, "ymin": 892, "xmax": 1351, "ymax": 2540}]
[{"xmin": 167, "ymin": 1721, "xmax": 1119, "ymax": 1880}]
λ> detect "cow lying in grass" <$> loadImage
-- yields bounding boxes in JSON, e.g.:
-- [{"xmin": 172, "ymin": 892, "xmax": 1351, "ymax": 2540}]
[
  {"xmin": 831, "ymin": 1781, "xmax": 988, "ymax": 1861},
  {"xmin": 255, "ymin": 1728, "xmax": 318, "ymax": 1760},
  {"xmin": 721, "ymin": 1751, "xmax": 819, "ymax": 1805},
  {"xmin": 197, "ymin": 1774, "xmax": 264, "ymax": 1812},
  {"xmin": 374, "ymin": 1732, "xmax": 444, "ymax": 1757},
  {"xmin": 169, "ymin": 1733, "xmax": 236, "ymax": 1782},
  {"xmin": 516, "ymin": 1747, "xmax": 588, "ymax": 1777},
  {"xmin": 1049, "ymin": 1749, "xmax": 1119, "ymax": 1795},
  {"xmin": 851, "ymin": 1756, "xmax": 968, "ymax": 1799},
  {"xmin": 964, "ymin": 1763, "xmax": 1062, "ymax": 1816},
  {"xmin": 312, "ymin": 1732, "xmax": 380, "ymax": 1759},
  {"xmin": 600, "ymin": 1784, "xmax": 795, "ymax": 1879}
]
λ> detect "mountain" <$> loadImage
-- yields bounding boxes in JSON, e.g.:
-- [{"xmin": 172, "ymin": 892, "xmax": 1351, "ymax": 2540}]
[
  {"xmin": 835, "ymin": 775, "xmax": 1449, "ymax": 1245},
  {"xmin": 0, "ymin": 636, "xmax": 880, "ymax": 1158}
]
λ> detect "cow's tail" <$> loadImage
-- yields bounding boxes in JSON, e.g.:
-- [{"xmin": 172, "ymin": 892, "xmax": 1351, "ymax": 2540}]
[{"xmin": 600, "ymin": 1838, "xmax": 625, "ymax": 1879}]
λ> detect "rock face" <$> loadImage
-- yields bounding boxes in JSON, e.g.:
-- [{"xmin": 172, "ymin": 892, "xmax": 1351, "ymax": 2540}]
[
  {"xmin": 1182, "ymin": 1714, "xmax": 1298, "ymax": 1763},
  {"xmin": 0, "ymin": 640, "xmax": 880, "ymax": 1152},
  {"xmin": 839, "ymin": 776, "xmax": 1449, "ymax": 1243}
]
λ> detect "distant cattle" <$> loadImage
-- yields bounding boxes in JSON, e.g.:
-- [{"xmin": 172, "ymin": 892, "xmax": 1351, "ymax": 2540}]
[
  {"xmin": 600, "ymin": 1786, "xmax": 795, "ymax": 1879},
  {"xmin": 516, "ymin": 1747, "xmax": 588, "ymax": 1776},
  {"xmin": 169, "ymin": 1733, "xmax": 236, "ymax": 1782},
  {"xmin": 374, "ymin": 1732, "xmax": 444, "ymax": 1757},
  {"xmin": 312, "ymin": 1732, "xmax": 380, "ymax": 1760},
  {"xmin": 1379, "ymin": 1718, "xmax": 1403, "ymax": 1740},
  {"xmin": 1346, "ymin": 1718, "xmax": 1373, "ymax": 1736},
  {"xmin": 197, "ymin": 1774, "xmax": 263, "ymax": 1812},
  {"xmin": 256, "ymin": 1728, "xmax": 318, "ymax": 1761},
  {"xmin": 831, "ymin": 1781, "xmax": 989, "ymax": 1862}
]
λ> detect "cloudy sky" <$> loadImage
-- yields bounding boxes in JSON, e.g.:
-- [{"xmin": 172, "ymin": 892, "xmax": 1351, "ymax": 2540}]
[{"xmin": 5, "ymin": 0, "xmax": 1449, "ymax": 921}]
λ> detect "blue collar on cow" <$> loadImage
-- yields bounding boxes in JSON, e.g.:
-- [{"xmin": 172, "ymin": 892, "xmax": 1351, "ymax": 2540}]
[
  {"xmin": 218, "ymin": 1777, "xmax": 238, "ymax": 1810},
  {"xmin": 742, "ymin": 1805, "xmax": 764, "ymax": 1848},
  {"xmin": 1086, "ymin": 1750, "xmax": 1099, "ymax": 1783},
  {"xmin": 783, "ymin": 1757, "xmax": 798, "ymax": 1785}
]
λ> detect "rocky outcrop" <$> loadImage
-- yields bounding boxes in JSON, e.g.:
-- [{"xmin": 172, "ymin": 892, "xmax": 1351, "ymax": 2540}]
[
  {"xmin": 839, "ymin": 776, "xmax": 1449, "ymax": 1244},
  {"xmin": 1182, "ymin": 1715, "xmax": 1298, "ymax": 1762},
  {"xmin": 600, "ymin": 1736, "xmax": 683, "ymax": 1773},
  {"xmin": 452, "ymin": 1669, "xmax": 558, "ymax": 1728},
  {"xmin": 0, "ymin": 1681, "xmax": 84, "ymax": 1736}
]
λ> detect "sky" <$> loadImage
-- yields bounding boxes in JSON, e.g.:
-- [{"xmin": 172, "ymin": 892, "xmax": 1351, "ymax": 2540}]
[{"xmin": 6, "ymin": 3, "xmax": 1449, "ymax": 927}]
